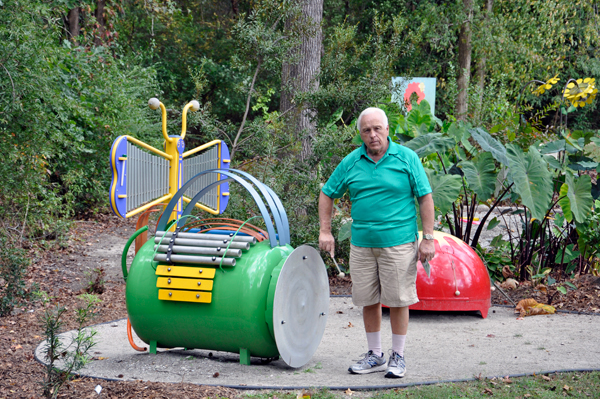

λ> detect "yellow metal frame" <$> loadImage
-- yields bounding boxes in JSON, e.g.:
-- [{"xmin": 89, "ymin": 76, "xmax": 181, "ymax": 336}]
[
  {"xmin": 120, "ymin": 99, "xmax": 225, "ymax": 221},
  {"xmin": 125, "ymin": 194, "xmax": 173, "ymax": 218}
]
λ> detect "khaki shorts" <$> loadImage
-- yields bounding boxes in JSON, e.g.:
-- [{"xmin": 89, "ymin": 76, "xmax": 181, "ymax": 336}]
[{"xmin": 350, "ymin": 241, "xmax": 419, "ymax": 308}]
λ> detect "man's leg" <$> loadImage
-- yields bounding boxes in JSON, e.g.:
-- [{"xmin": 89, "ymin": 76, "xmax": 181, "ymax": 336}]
[
  {"xmin": 378, "ymin": 242, "xmax": 419, "ymax": 379},
  {"xmin": 364, "ymin": 303, "xmax": 382, "ymax": 356},
  {"xmin": 364, "ymin": 303, "xmax": 383, "ymax": 332},
  {"xmin": 348, "ymin": 246, "xmax": 386, "ymax": 374},
  {"xmin": 389, "ymin": 306, "xmax": 409, "ymax": 356}
]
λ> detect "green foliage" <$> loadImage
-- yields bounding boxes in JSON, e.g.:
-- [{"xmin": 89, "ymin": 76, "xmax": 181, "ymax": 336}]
[
  {"xmin": 40, "ymin": 294, "xmax": 100, "ymax": 399},
  {"xmin": 506, "ymin": 144, "xmax": 553, "ymax": 222},
  {"xmin": 307, "ymin": 15, "xmax": 405, "ymax": 127},
  {"xmin": 0, "ymin": 238, "xmax": 31, "ymax": 316},
  {"xmin": 337, "ymin": 220, "xmax": 352, "ymax": 242},
  {"xmin": 402, "ymin": 133, "xmax": 455, "ymax": 159},
  {"xmin": 558, "ymin": 174, "xmax": 593, "ymax": 223},
  {"xmin": 576, "ymin": 200, "xmax": 600, "ymax": 273},
  {"xmin": 0, "ymin": 0, "xmax": 160, "ymax": 238},
  {"xmin": 424, "ymin": 169, "xmax": 462, "ymax": 217},
  {"xmin": 461, "ymin": 153, "xmax": 497, "ymax": 200},
  {"xmin": 470, "ymin": 128, "xmax": 510, "ymax": 166},
  {"xmin": 478, "ymin": 235, "xmax": 512, "ymax": 282}
]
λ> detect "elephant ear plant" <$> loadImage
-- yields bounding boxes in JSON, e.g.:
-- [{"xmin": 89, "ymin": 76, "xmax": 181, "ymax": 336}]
[{"xmin": 394, "ymin": 93, "xmax": 598, "ymax": 282}]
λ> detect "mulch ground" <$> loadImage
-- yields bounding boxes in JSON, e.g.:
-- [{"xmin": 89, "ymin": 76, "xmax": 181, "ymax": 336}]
[{"xmin": 1, "ymin": 216, "xmax": 599, "ymax": 398}]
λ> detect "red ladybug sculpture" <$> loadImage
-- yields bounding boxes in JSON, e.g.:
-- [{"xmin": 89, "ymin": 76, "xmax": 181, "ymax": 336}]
[{"xmin": 408, "ymin": 231, "xmax": 491, "ymax": 318}]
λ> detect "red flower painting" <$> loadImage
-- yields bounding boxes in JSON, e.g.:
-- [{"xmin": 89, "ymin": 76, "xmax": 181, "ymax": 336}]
[{"xmin": 404, "ymin": 82, "xmax": 426, "ymax": 111}]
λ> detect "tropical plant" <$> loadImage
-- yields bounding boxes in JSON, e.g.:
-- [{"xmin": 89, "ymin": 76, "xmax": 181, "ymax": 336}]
[{"xmin": 395, "ymin": 86, "xmax": 597, "ymax": 281}]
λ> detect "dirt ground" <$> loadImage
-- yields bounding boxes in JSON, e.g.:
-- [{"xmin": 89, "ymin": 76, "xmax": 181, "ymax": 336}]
[{"xmin": 1, "ymin": 214, "xmax": 599, "ymax": 398}]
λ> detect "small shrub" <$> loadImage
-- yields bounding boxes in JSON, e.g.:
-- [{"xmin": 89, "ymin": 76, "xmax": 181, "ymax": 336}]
[
  {"xmin": 0, "ymin": 237, "xmax": 31, "ymax": 316},
  {"xmin": 40, "ymin": 293, "xmax": 100, "ymax": 399},
  {"xmin": 85, "ymin": 267, "xmax": 105, "ymax": 295}
]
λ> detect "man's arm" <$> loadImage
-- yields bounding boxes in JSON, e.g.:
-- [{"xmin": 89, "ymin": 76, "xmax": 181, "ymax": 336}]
[
  {"xmin": 417, "ymin": 193, "xmax": 435, "ymax": 262},
  {"xmin": 318, "ymin": 191, "xmax": 336, "ymax": 257}
]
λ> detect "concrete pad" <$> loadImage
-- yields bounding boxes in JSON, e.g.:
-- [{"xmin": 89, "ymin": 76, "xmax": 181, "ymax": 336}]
[{"xmin": 35, "ymin": 298, "xmax": 600, "ymax": 389}]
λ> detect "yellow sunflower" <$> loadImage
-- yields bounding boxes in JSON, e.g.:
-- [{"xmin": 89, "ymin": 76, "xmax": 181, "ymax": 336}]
[
  {"xmin": 533, "ymin": 74, "xmax": 560, "ymax": 96},
  {"xmin": 564, "ymin": 77, "xmax": 597, "ymax": 108}
]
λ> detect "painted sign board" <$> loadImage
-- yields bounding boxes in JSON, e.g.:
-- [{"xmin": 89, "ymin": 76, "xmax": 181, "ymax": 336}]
[{"xmin": 392, "ymin": 77, "xmax": 437, "ymax": 115}]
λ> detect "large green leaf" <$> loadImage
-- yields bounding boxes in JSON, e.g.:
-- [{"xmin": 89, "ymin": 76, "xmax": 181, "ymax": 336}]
[
  {"xmin": 461, "ymin": 152, "xmax": 497, "ymax": 200},
  {"xmin": 425, "ymin": 169, "xmax": 462, "ymax": 216},
  {"xmin": 543, "ymin": 154, "xmax": 564, "ymax": 170},
  {"xmin": 539, "ymin": 139, "xmax": 565, "ymax": 154},
  {"xmin": 446, "ymin": 122, "xmax": 467, "ymax": 143},
  {"xmin": 403, "ymin": 133, "xmax": 455, "ymax": 158},
  {"xmin": 507, "ymin": 144, "xmax": 553, "ymax": 221},
  {"xmin": 558, "ymin": 174, "xmax": 593, "ymax": 223},
  {"xmin": 338, "ymin": 220, "xmax": 353, "ymax": 242},
  {"xmin": 469, "ymin": 128, "xmax": 509, "ymax": 166}
]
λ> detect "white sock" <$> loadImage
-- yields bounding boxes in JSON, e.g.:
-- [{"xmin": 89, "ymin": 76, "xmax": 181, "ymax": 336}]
[
  {"xmin": 366, "ymin": 331, "xmax": 382, "ymax": 357},
  {"xmin": 392, "ymin": 334, "xmax": 406, "ymax": 357}
]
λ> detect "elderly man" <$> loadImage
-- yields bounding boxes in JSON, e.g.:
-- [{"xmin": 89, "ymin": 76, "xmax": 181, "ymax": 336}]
[{"xmin": 319, "ymin": 107, "xmax": 435, "ymax": 378}]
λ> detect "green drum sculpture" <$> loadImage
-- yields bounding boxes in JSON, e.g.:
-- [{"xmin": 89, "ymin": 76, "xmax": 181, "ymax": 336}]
[{"xmin": 122, "ymin": 169, "xmax": 330, "ymax": 368}]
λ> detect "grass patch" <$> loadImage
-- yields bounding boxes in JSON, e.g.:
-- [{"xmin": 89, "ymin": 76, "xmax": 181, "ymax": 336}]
[{"xmin": 244, "ymin": 372, "xmax": 600, "ymax": 398}]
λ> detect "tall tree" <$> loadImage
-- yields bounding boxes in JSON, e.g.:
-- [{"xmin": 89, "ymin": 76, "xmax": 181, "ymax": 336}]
[
  {"xmin": 474, "ymin": 0, "xmax": 493, "ymax": 123},
  {"xmin": 66, "ymin": 7, "xmax": 80, "ymax": 43},
  {"xmin": 280, "ymin": 0, "xmax": 323, "ymax": 161},
  {"xmin": 456, "ymin": 0, "xmax": 473, "ymax": 121},
  {"xmin": 94, "ymin": 0, "xmax": 106, "ymax": 46}
]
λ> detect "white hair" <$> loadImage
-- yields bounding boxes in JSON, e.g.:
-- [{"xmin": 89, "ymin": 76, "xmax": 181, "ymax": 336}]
[{"xmin": 357, "ymin": 107, "xmax": 389, "ymax": 131}]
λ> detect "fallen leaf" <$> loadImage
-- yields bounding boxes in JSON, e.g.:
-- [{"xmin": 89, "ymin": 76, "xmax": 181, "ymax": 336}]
[
  {"xmin": 297, "ymin": 390, "xmax": 311, "ymax": 399},
  {"xmin": 482, "ymin": 388, "xmax": 493, "ymax": 395},
  {"xmin": 501, "ymin": 278, "xmax": 519, "ymax": 290},
  {"xmin": 542, "ymin": 375, "xmax": 551, "ymax": 381},
  {"xmin": 336, "ymin": 311, "xmax": 344, "ymax": 314},
  {"xmin": 535, "ymin": 284, "xmax": 548, "ymax": 294},
  {"xmin": 501, "ymin": 376, "xmax": 512, "ymax": 384},
  {"xmin": 345, "ymin": 388, "xmax": 353, "ymax": 396},
  {"xmin": 486, "ymin": 334, "xmax": 496, "ymax": 338},
  {"xmin": 524, "ymin": 394, "xmax": 532, "ymax": 398},
  {"xmin": 213, "ymin": 372, "xmax": 219, "ymax": 378},
  {"xmin": 563, "ymin": 385, "xmax": 570, "ymax": 391},
  {"xmin": 502, "ymin": 265, "xmax": 514, "ymax": 279},
  {"xmin": 515, "ymin": 299, "xmax": 555, "ymax": 317}
]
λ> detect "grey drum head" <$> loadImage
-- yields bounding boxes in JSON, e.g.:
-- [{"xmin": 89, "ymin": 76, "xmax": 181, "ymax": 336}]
[{"xmin": 273, "ymin": 245, "xmax": 330, "ymax": 368}]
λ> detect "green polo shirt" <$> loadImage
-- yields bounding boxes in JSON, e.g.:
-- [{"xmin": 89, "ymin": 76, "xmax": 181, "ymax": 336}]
[{"xmin": 322, "ymin": 138, "xmax": 432, "ymax": 248}]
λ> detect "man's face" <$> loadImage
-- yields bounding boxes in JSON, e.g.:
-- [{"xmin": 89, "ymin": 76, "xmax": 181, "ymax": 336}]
[{"xmin": 359, "ymin": 112, "xmax": 389, "ymax": 156}]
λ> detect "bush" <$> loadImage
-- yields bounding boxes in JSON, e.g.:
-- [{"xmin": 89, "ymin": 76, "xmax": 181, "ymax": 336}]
[{"xmin": 0, "ymin": 238, "xmax": 31, "ymax": 316}]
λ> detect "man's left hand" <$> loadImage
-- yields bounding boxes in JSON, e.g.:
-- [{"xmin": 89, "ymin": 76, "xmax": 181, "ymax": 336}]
[{"xmin": 419, "ymin": 239, "xmax": 435, "ymax": 262}]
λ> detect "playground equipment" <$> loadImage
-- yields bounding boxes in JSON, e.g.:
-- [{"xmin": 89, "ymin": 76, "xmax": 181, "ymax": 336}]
[
  {"xmin": 111, "ymin": 99, "xmax": 329, "ymax": 367},
  {"xmin": 410, "ymin": 231, "xmax": 491, "ymax": 318}
]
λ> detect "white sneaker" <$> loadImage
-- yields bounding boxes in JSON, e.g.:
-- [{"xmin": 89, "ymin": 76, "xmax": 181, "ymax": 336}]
[
  {"xmin": 348, "ymin": 350, "xmax": 387, "ymax": 374},
  {"xmin": 385, "ymin": 351, "xmax": 406, "ymax": 378}
]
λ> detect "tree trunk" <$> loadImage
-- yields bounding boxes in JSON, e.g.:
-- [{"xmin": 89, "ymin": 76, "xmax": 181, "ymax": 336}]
[
  {"xmin": 94, "ymin": 0, "xmax": 106, "ymax": 46},
  {"xmin": 231, "ymin": 0, "xmax": 239, "ymax": 15},
  {"xmin": 456, "ymin": 0, "xmax": 473, "ymax": 121},
  {"xmin": 66, "ymin": 8, "xmax": 80, "ymax": 43},
  {"xmin": 475, "ymin": 0, "xmax": 493, "ymax": 122},
  {"xmin": 280, "ymin": 0, "xmax": 323, "ymax": 162}
]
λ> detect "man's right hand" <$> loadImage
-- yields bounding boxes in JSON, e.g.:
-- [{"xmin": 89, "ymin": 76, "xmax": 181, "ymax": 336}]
[{"xmin": 319, "ymin": 231, "xmax": 335, "ymax": 258}]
